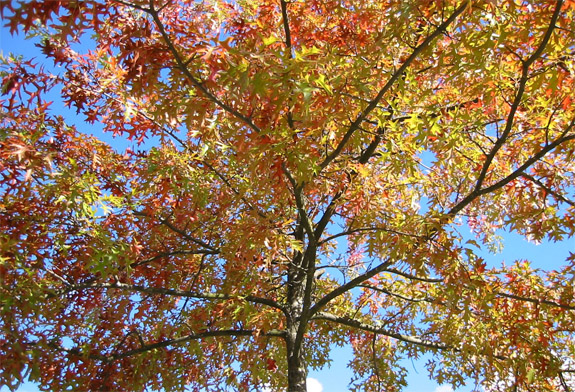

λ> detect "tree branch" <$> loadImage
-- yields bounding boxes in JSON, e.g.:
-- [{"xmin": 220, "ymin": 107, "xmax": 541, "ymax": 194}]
[
  {"xmin": 360, "ymin": 283, "xmax": 575, "ymax": 311},
  {"xmin": 309, "ymin": 258, "xmax": 392, "ymax": 317},
  {"xmin": 312, "ymin": 188, "xmax": 345, "ymax": 240},
  {"xmin": 132, "ymin": 210, "xmax": 220, "ymax": 253},
  {"xmin": 145, "ymin": 0, "xmax": 261, "ymax": 134},
  {"xmin": 309, "ymin": 125, "xmax": 575, "ymax": 319},
  {"xmin": 306, "ymin": 3, "xmax": 470, "ymax": 283},
  {"xmin": 47, "ymin": 328, "xmax": 285, "ymax": 363},
  {"xmin": 130, "ymin": 250, "xmax": 217, "ymax": 268},
  {"xmin": 473, "ymin": 0, "xmax": 563, "ymax": 192},
  {"xmin": 449, "ymin": 128, "xmax": 575, "ymax": 217},
  {"xmin": 559, "ymin": 371, "xmax": 573, "ymax": 392},
  {"xmin": 280, "ymin": 0, "xmax": 297, "ymax": 131},
  {"xmin": 520, "ymin": 172, "xmax": 575, "ymax": 207},
  {"xmin": 319, "ymin": 226, "xmax": 423, "ymax": 245},
  {"xmin": 91, "ymin": 79, "xmax": 268, "ymax": 219},
  {"xmin": 280, "ymin": 0, "xmax": 293, "ymax": 53},
  {"xmin": 313, "ymin": 312, "xmax": 451, "ymax": 351},
  {"xmin": 359, "ymin": 284, "xmax": 435, "ymax": 304},
  {"xmin": 202, "ymin": 160, "xmax": 268, "ymax": 218},
  {"xmin": 495, "ymin": 291, "xmax": 575, "ymax": 311},
  {"xmin": 382, "ymin": 268, "xmax": 444, "ymax": 283},
  {"xmin": 319, "ymin": 1, "xmax": 469, "ymax": 171},
  {"xmin": 63, "ymin": 281, "xmax": 285, "ymax": 312},
  {"xmin": 478, "ymin": 132, "xmax": 575, "ymax": 196}
]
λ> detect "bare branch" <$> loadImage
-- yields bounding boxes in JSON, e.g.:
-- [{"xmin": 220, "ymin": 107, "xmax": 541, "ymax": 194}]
[{"xmin": 559, "ymin": 372, "xmax": 573, "ymax": 392}]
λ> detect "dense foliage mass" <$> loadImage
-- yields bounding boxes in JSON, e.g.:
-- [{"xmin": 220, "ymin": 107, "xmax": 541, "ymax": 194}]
[{"xmin": 1, "ymin": 0, "xmax": 575, "ymax": 391}]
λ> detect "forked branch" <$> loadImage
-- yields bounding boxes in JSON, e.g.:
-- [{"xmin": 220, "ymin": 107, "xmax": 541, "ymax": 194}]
[
  {"xmin": 473, "ymin": 0, "xmax": 563, "ymax": 192},
  {"xmin": 319, "ymin": 1, "xmax": 470, "ymax": 171}
]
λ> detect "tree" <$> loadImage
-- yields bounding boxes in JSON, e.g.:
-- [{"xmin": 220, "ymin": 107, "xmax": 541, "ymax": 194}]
[{"xmin": 1, "ymin": 0, "xmax": 575, "ymax": 390}]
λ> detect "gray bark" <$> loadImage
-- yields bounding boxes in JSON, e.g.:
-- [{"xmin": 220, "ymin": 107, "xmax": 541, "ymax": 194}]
[{"xmin": 286, "ymin": 319, "xmax": 307, "ymax": 392}]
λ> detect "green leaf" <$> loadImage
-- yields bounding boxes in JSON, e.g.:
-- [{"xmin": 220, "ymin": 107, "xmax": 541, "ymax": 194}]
[
  {"xmin": 315, "ymin": 74, "xmax": 332, "ymax": 95},
  {"xmin": 263, "ymin": 35, "xmax": 277, "ymax": 46}
]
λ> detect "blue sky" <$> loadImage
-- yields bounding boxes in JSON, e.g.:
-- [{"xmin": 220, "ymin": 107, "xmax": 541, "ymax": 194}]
[
  {"xmin": 306, "ymin": 229, "xmax": 574, "ymax": 392},
  {"xmin": 2, "ymin": 14, "xmax": 574, "ymax": 392}
]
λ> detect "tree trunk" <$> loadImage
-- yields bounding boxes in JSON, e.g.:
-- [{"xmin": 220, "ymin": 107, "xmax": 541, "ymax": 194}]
[
  {"xmin": 286, "ymin": 230, "xmax": 311, "ymax": 392},
  {"xmin": 286, "ymin": 322, "xmax": 307, "ymax": 392}
]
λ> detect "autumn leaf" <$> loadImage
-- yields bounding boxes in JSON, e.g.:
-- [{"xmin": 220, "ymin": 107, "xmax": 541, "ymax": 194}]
[{"xmin": 1, "ymin": 0, "xmax": 575, "ymax": 391}]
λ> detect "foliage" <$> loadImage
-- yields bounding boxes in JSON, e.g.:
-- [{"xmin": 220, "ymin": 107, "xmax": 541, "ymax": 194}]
[{"xmin": 1, "ymin": 0, "xmax": 575, "ymax": 391}]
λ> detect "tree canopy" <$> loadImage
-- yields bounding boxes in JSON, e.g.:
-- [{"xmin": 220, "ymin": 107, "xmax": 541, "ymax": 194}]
[{"xmin": 1, "ymin": 0, "xmax": 575, "ymax": 391}]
